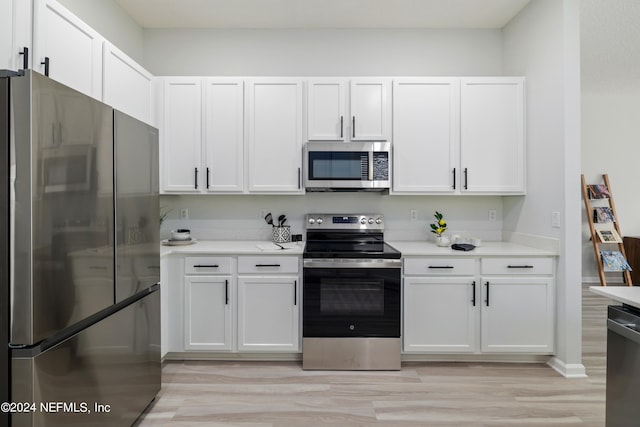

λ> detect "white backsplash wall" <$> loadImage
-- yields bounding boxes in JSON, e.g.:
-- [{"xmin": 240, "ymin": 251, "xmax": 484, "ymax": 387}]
[{"xmin": 160, "ymin": 193, "xmax": 504, "ymax": 242}]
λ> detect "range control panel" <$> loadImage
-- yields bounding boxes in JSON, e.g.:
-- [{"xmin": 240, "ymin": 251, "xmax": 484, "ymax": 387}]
[{"xmin": 306, "ymin": 214, "xmax": 384, "ymax": 230}]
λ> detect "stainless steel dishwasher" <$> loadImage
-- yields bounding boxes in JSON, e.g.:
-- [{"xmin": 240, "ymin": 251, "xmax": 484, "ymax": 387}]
[{"xmin": 606, "ymin": 305, "xmax": 640, "ymax": 427}]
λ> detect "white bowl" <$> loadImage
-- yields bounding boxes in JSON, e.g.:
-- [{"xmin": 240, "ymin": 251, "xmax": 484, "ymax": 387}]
[{"xmin": 171, "ymin": 229, "xmax": 191, "ymax": 241}]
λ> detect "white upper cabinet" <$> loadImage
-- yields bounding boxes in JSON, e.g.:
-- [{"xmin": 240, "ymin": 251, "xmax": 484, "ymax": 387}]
[
  {"xmin": 392, "ymin": 78, "xmax": 460, "ymax": 193},
  {"xmin": 307, "ymin": 79, "xmax": 348, "ymax": 141},
  {"xmin": 350, "ymin": 78, "xmax": 392, "ymax": 141},
  {"xmin": 33, "ymin": 0, "xmax": 104, "ymax": 99},
  {"xmin": 1, "ymin": 0, "xmax": 31, "ymax": 71},
  {"xmin": 102, "ymin": 41, "xmax": 154, "ymax": 125},
  {"xmin": 306, "ymin": 78, "xmax": 391, "ymax": 142},
  {"xmin": 247, "ymin": 78, "xmax": 304, "ymax": 193},
  {"xmin": 203, "ymin": 78, "xmax": 244, "ymax": 193},
  {"xmin": 161, "ymin": 77, "xmax": 202, "ymax": 193},
  {"xmin": 460, "ymin": 77, "xmax": 525, "ymax": 194}
]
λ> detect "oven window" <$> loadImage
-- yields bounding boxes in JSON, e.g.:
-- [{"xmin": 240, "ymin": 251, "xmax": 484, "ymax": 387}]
[
  {"xmin": 308, "ymin": 152, "xmax": 368, "ymax": 180},
  {"xmin": 320, "ymin": 279, "xmax": 384, "ymax": 315}
]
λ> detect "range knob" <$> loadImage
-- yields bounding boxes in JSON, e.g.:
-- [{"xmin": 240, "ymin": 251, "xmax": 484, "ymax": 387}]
[
  {"xmin": 368, "ymin": 218, "xmax": 374, "ymax": 224},
  {"xmin": 360, "ymin": 217, "xmax": 367, "ymax": 225},
  {"xmin": 375, "ymin": 218, "xmax": 382, "ymax": 224},
  {"xmin": 316, "ymin": 218, "xmax": 323, "ymax": 224},
  {"xmin": 308, "ymin": 218, "xmax": 316, "ymax": 225}
]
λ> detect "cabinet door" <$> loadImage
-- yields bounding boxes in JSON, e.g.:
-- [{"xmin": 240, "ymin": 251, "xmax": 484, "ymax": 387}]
[
  {"xmin": 403, "ymin": 277, "xmax": 477, "ymax": 353},
  {"xmin": 103, "ymin": 41, "xmax": 154, "ymax": 125},
  {"xmin": 237, "ymin": 276, "xmax": 299, "ymax": 352},
  {"xmin": 350, "ymin": 79, "xmax": 391, "ymax": 141},
  {"xmin": 184, "ymin": 276, "xmax": 232, "ymax": 351},
  {"xmin": 480, "ymin": 277, "xmax": 554, "ymax": 353},
  {"xmin": 203, "ymin": 78, "xmax": 244, "ymax": 193},
  {"xmin": 33, "ymin": 0, "xmax": 103, "ymax": 99},
  {"xmin": 1, "ymin": 0, "xmax": 31, "ymax": 71},
  {"xmin": 392, "ymin": 78, "xmax": 459, "ymax": 193},
  {"xmin": 307, "ymin": 79, "xmax": 347, "ymax": 141},
  {"xmin": 460, "ymin": 77, "xmax": 525, "ymax": 194},
  {"xmin": 247, "ymin": 79, "xmax": 303, "ymax": 193},
  {"xmin": 162, "ymin": 77, "xmax": 202, "ymax": 193}
]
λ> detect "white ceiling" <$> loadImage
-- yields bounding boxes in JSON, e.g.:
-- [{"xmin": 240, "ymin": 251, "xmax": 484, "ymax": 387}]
[{"xmin": 113, "ymin": 0, "xmax": 531, "ymax": 29}]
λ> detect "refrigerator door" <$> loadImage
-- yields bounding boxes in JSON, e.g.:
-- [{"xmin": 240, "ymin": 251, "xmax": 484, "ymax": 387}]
[
  {"xmin": 10, "ymin": 71, "xmax": 115, "ymax": 346},
  {"xmin": 114, "ymin": 110, "xmax": 160, "ymax": 303},
  {"xmin": 1, "ymin": 72, "xmax": 11, "ymax": 427},
  {"xmin": 12, "ymin": 286, "xmax": 161, "ymax": 427}
]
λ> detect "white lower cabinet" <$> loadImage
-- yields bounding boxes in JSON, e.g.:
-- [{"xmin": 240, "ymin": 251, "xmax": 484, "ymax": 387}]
[
  {"xmin": 403, "ymin": 256, "xmax": 555, "ymax": 355},
  {"xmin": 237, "ymin": 276, "xmax": 299, "ymax": 352},
  {"xmin": 404, "ymin": 277, "xmax": 477, "ymax": 353},
  {"xmin": 184, "ymin": 276, "xmax": 232, "ymax": 351},
  {"xmin": 183, "ymin": 257, "xmax": 233, "ymax": 351}
]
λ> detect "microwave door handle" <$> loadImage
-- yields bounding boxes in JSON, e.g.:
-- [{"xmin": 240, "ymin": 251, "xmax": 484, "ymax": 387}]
[{"xmin": 368, "ymin": 151, "xmax": 373, "ymax": 181}]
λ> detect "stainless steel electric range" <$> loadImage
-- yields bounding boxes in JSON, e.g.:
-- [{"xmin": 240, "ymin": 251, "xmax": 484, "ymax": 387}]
[{"xmin": 302, "ymin": 213, "xmax": 401, "ymax": 370}]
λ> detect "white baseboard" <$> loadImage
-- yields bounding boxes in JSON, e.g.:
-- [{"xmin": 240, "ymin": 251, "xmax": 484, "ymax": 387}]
[{"xmin": 547, "ymin": 357, "xmax": 587, "ymax": 378}]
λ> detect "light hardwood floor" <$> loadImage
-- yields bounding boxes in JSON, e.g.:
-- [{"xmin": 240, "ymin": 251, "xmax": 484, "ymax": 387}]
[{"xmin": 137, "ymin": 285, "xmax": 609, "ymax": 426}]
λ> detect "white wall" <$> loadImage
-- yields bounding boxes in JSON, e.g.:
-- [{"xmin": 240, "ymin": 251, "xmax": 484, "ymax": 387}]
[
  {"xmin": 143, "ymin": 28, "xmax": 502, "ymax": 76},
  {"xmin": 502, "ymin": 0, "xmax": 583, "ymax": 377},
  {"xmin": 57, "ymin": 0, "xmax": 145, "ymax": 64}
]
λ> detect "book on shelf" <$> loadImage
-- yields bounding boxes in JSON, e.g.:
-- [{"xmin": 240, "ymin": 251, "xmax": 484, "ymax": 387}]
[
  {"xmin": 587, "ymin": 184, "xmax": 611, "ymax": 199},
  {"xmin": 600, "ymin": 250, "xmax": 632, "ymax": 272},
  {"xmin": 596, "ymin": 228, "xmax": 623, "ymax": 243},
  {"xmin": 593, "ymin": 207, "xmax": 615, "ymax": 223}
]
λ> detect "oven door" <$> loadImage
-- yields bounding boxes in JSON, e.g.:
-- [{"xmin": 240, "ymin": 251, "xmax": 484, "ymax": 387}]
[{"xmin": 303, "ymin": 259, "xmax": 401, "ymax": 338}]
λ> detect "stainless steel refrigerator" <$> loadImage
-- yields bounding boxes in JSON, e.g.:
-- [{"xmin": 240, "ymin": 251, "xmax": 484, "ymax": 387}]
[{"xmin": 1, "ymin": 70, "xmax": 160, "ymax": 426}]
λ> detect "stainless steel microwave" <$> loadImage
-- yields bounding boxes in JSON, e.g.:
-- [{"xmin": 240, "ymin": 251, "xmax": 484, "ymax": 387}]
[{"xmin": 304, "ymin": 141, "xmax": 391, "ymax": 191}]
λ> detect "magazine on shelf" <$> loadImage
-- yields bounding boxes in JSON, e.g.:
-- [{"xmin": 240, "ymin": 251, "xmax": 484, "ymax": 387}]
[
  {"xmin": 593, "ymin": 207, "xmax": 615, "ymax": 223},
  {"xmin": 587, "ymin": 184, "xmax": 611, "ymax": 199},
  {"xmin": 600, "ymin": 250, "xmax": 632, "ymax": 272},
  {"xmin": 596, "ymin": 228, "xmax": 623, "ymax": 243}
]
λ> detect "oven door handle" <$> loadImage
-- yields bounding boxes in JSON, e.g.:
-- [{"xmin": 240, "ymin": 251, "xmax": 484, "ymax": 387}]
[{"xmin": 303, "ymin": 259, "xmax": 402, "ymax": 269}]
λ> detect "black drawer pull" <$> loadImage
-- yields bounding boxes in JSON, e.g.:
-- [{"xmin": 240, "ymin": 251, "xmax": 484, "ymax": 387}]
[
  {"xmin": 428, "ymin": 266, "xmax": 454, "ymax": 269},
  {"xmin": 485, "ymin": 281, "xmax": 490, "ymax": 306},
  {"xmin": 225, "ymin": 279, "xmax": 229, "ymax": 305},
  {"xmin": 507, "ymin": 265, "xmax": 534, "ymax": 269},
  {"xmin": 255, "ymin": 264, "xmax": 281, "ymax": 267},
  {"xmin": 471, "ymin": 281, "xmax": 476, "ymax": 306},
  {"xmin": 194, "ymin": 264, "xmax": 219, "ymax": 268}
]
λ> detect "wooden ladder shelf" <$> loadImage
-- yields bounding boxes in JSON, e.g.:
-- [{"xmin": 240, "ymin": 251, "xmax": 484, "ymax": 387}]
[{"xmin": 581, "ymin": 174, "xmax": 632, "ymax": 286}]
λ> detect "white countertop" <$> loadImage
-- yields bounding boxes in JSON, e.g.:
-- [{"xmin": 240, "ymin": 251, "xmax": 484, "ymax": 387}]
[
  {"xmin": 589, "ymin": 286, "xmax": 640, "ymax": 309},
  {"xmin": 161, "ymin": 240, "xmax": 305, "ymax": 257},
  {"xmin": 161, "ymin": 239, "xmax": 555, "ymax": 257},
  {"xmin": 388, "ymin": 241, "xmax": 558, "ymax": 257}
]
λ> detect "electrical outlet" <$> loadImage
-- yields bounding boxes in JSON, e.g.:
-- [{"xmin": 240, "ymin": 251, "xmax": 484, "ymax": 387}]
[
  {"xmin": 410, "ymin": 209, "xmax": 418, "ymax": 222},
  {"xmin": 488, "ymin": 209, "xmax": 497, "ymax": 221},
  {"xmin": 180, "ymin": 208, "xmax": 188, "ymax": 220},
  {"xmin": 552, "ymin": 211, "xmax": 561, "ymax": 228}
]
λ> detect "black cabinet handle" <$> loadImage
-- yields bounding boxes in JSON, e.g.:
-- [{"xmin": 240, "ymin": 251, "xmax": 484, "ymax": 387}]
[
  {"xmin": 194, "ymin": 168, "xmax": 198, "ymax": 189},
  {"xmin": 428, "ymin": 265, "xmax": 454, "ymax": 269},
  {"xmin": 464, "ymin": 167, "xmax": 468, "ymax": 190},
  {"xmin": 340, "ymin": 116, "xmax": 344, "ymax": 138},
  {"xmin": 19, "ymin": 47, "xmax": 28, "ymax": 70},
  {"xmin": 294, "ymin": 280, "xmax": 297, "ymax": 306},
  {"xmin": 41, "ymin": 57, "xmax": 49, "ymax": 76},
  {"xmin": 485, "ymin": 281, "xmax": 490, "ymax": 306},
  {"xmin": 255, "ymin": 264, "xmax": 281, "ymax": 267},
  {"xmin": 507, "ymin": 265, "xmax": 534, "ymax": 269},
  {"xmin": 193, "ymin": 264, "xmax": 219, "ymax": 268},
  {"xmin": 225, "ymin": 279, "xmax": 229, "ymax": 305},
  {"xmin": 352, "ymin": 116, "xmax": 356, "ymax": 138},
  {"xmin": 452, "ymin": 168, "xmax": 456, "ymax": 190},
  {"xmin": 471, "ymin": 281, "xmax": 476, "ymax": 306},
  {"xmin": 298, "ymin": 167, "xmax": 301, "ymax": 189},
  {"xmin": 206, "ymin": 167, "xmax": 210, "ymax": 189}
]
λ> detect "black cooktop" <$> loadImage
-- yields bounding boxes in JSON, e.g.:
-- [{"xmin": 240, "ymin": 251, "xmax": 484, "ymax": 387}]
[{"xmin": 303, "ymin": 233, "xmax": 401, "ymax": 259}]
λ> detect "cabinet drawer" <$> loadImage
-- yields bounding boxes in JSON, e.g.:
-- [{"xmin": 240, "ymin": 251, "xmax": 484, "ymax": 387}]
[
  {"xmin": 481, "ymin": 258, "xmax": 554, "ymax": 275},
  {"xmin": 238, "ymin": 256, "xmax": 299, "ymax": 274},
  {"xmin": 185, "ymin": 257, "xmax": 232, "ymax": 275},
  {"xmin": 404, "ymin": 258, "xmax": 476, "ymax": 276}
]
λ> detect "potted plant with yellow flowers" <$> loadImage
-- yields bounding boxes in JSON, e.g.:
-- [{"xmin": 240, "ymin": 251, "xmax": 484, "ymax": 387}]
[{"xmin": 429, "ymin": 211, "xmax": 450, "ymax": 247}]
